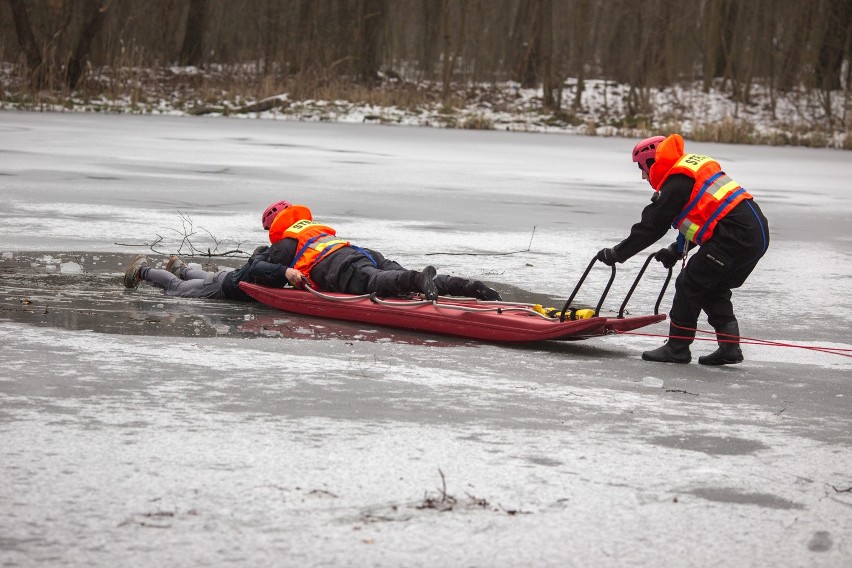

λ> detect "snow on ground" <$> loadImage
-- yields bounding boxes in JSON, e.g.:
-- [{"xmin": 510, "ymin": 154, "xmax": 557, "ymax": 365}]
[{"xmin": 2, "ymin": 63, "xmax": 849, "ymax": 148}]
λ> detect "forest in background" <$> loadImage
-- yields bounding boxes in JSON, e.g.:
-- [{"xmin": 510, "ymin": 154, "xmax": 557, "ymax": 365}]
[{"xmin": 1, "ymin": 0, "xmax": 850, "ymax": 148}]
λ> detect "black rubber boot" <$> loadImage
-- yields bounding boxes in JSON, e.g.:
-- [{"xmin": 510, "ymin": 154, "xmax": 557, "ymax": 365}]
[
  {"xmin": 642, "ymin": 324, "xmax": 694, "ymax": 364},
  {"xmin": 466, "ymin": 281, "xmax": 502, "ymax": 301},
  {"xmin": 415, "ymin": 266, "xmax": 438, "ymax": 301},
  {"xmin": 699, "ymin": 321, "xmax": 744, "ymax": 365}
]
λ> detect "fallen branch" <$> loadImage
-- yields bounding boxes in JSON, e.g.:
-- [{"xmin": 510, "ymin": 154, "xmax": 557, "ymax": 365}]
[{"xmin": 115, "ymin": 213, "xmax": 253, "ymax": 258}]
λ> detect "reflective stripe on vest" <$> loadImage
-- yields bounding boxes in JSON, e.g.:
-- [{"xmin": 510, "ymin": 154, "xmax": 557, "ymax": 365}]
[
  {"xmin": 284, "ymin": 220, "xmax": 349, "ymax": 278},
  {"xmin": 673, "ymin": 170, "xmax": 751, "ymax": 245},
  {"xmin": 290, "ymin": 234, "xmax": 348, "ymax": 268}
]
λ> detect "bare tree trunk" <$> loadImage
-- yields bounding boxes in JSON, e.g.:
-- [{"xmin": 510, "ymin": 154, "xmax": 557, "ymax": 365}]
[
  {"xmin": 292, "ymin": 0, "xmax": 315, "ymax": 78},
  {"xmin": 454, "ymin": 0, "xmax": 467, "ymax": 84},
  {"xmin": 420, "ymin": 0, "xmax": 440, "ymax": 80},
  {"xmin": 436, "ymin": 0, "xmax": 470, "ymax": 97},
  {"xmin": 7, "ymin": 0, "xmax": 45, "ymax": 87},
  {"xmin": 703, "ymin": 0, "xmax": 737, "ymax": 93},
  {"xmin": 570, "ymin": 0, "xmax": 591, "ymax": 111},
  {"xmin": 515, "ymin": 0, "xmax": 541, "ymax": 88},
  {"xmin": 440, "ymin": 0, "xmax": 452, "ymax": 99},
  {"xmin": 815, "ymin": 0, "xmax": 850, "ymax": 92},
  {"xmin": 180, "ymin": 0, "xmax": 206, "ymax": 66},
  {"xmin": 263, "ymin": 0, "xmax": 280, "ymax": 76},
  {"xmin": 357, "ymin": 0, "xmax": 386, "ymax": 86},
  {"xmin": 65, "ymin": 0, "xmax": 110, "ymax": 89},
  {"xmin": 540, "ymin": 0, "xmax": 554, "ymax": 110}
]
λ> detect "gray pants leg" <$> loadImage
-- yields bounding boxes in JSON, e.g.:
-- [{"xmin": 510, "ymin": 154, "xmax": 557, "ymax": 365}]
[
  {"xmin": 141, "ymin": 267, "xmax": 227, "ymax": 299},
  {"xmin": 180, "ymin": 266, "xmax": 212, "ymax": 280}
]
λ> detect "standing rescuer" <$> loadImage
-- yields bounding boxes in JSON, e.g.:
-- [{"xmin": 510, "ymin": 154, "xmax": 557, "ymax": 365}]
[{"xmin": 595, "ymin": 134, "xmax": 770, "ymax": 365}]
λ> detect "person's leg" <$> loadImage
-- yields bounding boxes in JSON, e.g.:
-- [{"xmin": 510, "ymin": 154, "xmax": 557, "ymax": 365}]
[
  {"xmin": 704, "ymin": 288, "xmax": 735, "ymax": 330},
  {"xmin": 165, "ymin": 255, "xmax": 222, "ymax": 281},
  {"xmin": 642, "ymin": 271, "xmax": 700, "ymax": 363},
  {"xmin": 140, "ymin": 267, "xmax": 226, "ymax": 298},
  {"xmin": 698, "ymin": 258, "xmax": 762, "ymax": 366},
  {"xmin": 372, "ymin": 251, "xmax": 405, "ymax": 271},
  {"xmin": 181, "ymin": 266, "xmax": 212, "ymax": 280},
  {"xmin": 434, "ymin": 274, "xmax": 502, "ymax": 300},
  {"xmin": 648, "ymin": 239, "xmax": 763, "ymax": 364},
  {"xmin": 698, "ymin": 204, "xmax": 770, "ymax": 364},
  {"xmin": 357, "ymin": 265, "xmax": 413, "ymax": 296},
  {"xmin": 367, "ymin": 266, "xmax": 438, "ymax": 300},
  {"xmin": 342, "ymin": 259, "xmax": 438, "ymax": 300}
]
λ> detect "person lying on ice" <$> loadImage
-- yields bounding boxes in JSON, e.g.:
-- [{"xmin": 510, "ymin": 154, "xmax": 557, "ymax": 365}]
[
  {"xmin": 595, "ymin": 134, "xmax": 769, "ymax": 365},
  {"xmin": 122, "ymin": 250, "xmax": 291, "ymax": 301},
  {"xmin": 257, "ymin": 200, "xmax": 502, "ymax": 301},
  {"xmin": 122, "ymin": 202, "xmax": 502, "ymax": 302}
]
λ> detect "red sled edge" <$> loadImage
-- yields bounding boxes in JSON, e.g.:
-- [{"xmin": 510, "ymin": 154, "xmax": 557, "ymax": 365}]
[{"xmin": 239, "ymin": 283, "xmax": 609, "ymax": 343}]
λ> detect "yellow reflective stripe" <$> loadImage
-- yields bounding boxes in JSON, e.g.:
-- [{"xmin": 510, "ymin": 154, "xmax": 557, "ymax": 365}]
[
  {"xmin": 680, "ymin": 221, "xmax": 700, "ymax": 242},
  {"xmin": 313, "ymin": 239, "xmax": 347, "ymax": 252},
  {"xmin": 712, "ymin": 179, "xmax": 740, "ymax": 200}
]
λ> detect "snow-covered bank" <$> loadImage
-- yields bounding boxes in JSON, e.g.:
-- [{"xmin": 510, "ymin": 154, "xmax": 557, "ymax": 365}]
[{"xmin": 2, "ymin": 63, "xmax": 849, "ymax": 149}]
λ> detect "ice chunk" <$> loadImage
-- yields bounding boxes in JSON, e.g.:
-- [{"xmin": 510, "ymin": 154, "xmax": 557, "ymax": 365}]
[
  {"xmin": 642, "ymin": 376, "xmax": 664, "ymax": 388},
  {"xmin": 60, "ymin": 261, "xmax": 83, "ymax": 274}
]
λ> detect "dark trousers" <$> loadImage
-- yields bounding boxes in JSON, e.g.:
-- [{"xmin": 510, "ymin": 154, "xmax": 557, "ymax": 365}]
[
  {"xmin": 331, "ymin": 254, "xmax": 475, "ymax": 297},
  {"xmin": 670, "ymin": 209, "xmax": 769, "ymax": 330}
]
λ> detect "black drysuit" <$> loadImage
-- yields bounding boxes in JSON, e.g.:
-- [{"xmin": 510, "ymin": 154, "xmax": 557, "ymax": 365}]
[
  {"xmin": 263, "ymin": 239, "xmax": 482, "ymax": 297},
  {"xmin": 612, "ymin": 174, "xmax": 769, "ymax": 330}
]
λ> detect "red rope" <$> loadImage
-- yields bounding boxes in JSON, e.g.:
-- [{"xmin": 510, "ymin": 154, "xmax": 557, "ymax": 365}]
[{"xmin": 617, "ymin": 327, "xmax": 852, "ymax": 358}]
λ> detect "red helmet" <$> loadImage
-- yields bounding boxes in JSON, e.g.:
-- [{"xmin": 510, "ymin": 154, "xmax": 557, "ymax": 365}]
[
  {"xmin": 261, "ymin": 200, "xmax": 292, "ymax": 230},
  {"xmin": 632, "ymin": 135, "xmax": 665, "ymax": 175}
]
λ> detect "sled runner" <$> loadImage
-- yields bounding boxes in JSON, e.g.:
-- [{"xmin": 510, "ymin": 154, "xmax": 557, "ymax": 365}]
[{"xmin": 239, "ymin": 253, "xmax": 670, "ymax": 344}]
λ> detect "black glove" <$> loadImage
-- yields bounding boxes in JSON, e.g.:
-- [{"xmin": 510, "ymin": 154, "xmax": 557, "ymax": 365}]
[
  {"xmin": 596, "ymin": 247, "xmax": 619, "ymax": 266},
  {"xmin": 654, "ymin": 243, "xmax": 681, "ymax": 269}
]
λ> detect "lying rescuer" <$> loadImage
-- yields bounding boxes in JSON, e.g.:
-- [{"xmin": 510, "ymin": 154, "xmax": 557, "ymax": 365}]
[
  {"xmin": 595, "ymin": 134, "xmax": 769, "ymax": 365},
  {"xmin": 123, "ymin": 203, "xmax": 502, "ymax": 302},
  {"xmin": 256, "ymin": 200, "xmax": 502, "ymax": 301}
]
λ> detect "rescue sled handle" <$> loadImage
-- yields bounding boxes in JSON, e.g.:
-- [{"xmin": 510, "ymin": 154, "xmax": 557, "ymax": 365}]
[
  {"xmin": 617, "ymin": 252, "xmax": 673, "ymax": 318},
  {"xmin": 559, "ymin": 253, "xmax": 672, "ymax": 322},
  {"xmin": 559, "ymin": 258, "xmax": 616, "ymax": 322}
]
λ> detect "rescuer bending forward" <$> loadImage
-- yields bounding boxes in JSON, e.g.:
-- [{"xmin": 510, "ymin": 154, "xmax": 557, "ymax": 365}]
[{"xmin": 595, "ymin": 134, "xmax": 769, "ymax": 365}]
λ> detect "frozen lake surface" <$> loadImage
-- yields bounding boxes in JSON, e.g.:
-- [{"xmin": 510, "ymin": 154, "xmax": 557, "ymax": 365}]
[{"xmin": 1, "ymin": 113, "xmax": 851, "ymax": 566}]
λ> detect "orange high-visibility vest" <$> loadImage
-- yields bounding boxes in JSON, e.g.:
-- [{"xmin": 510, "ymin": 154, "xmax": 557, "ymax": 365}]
[
  {"xmin": 283, "ymin": 219, "xmax": 349, "ymax": 280},
  {"xmin": 651, "ymin": 136, "xmax": 752, "ymax": 245}
]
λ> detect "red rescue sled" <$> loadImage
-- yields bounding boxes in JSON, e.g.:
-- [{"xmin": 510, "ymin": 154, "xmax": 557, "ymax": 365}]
[
  {"xmin": 239, "ymin": 253, "xmax": 670, "ymax": 344},
  {"xmin": 239, "ymin": 283, "xmax": 608, "ymax": 342}
]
